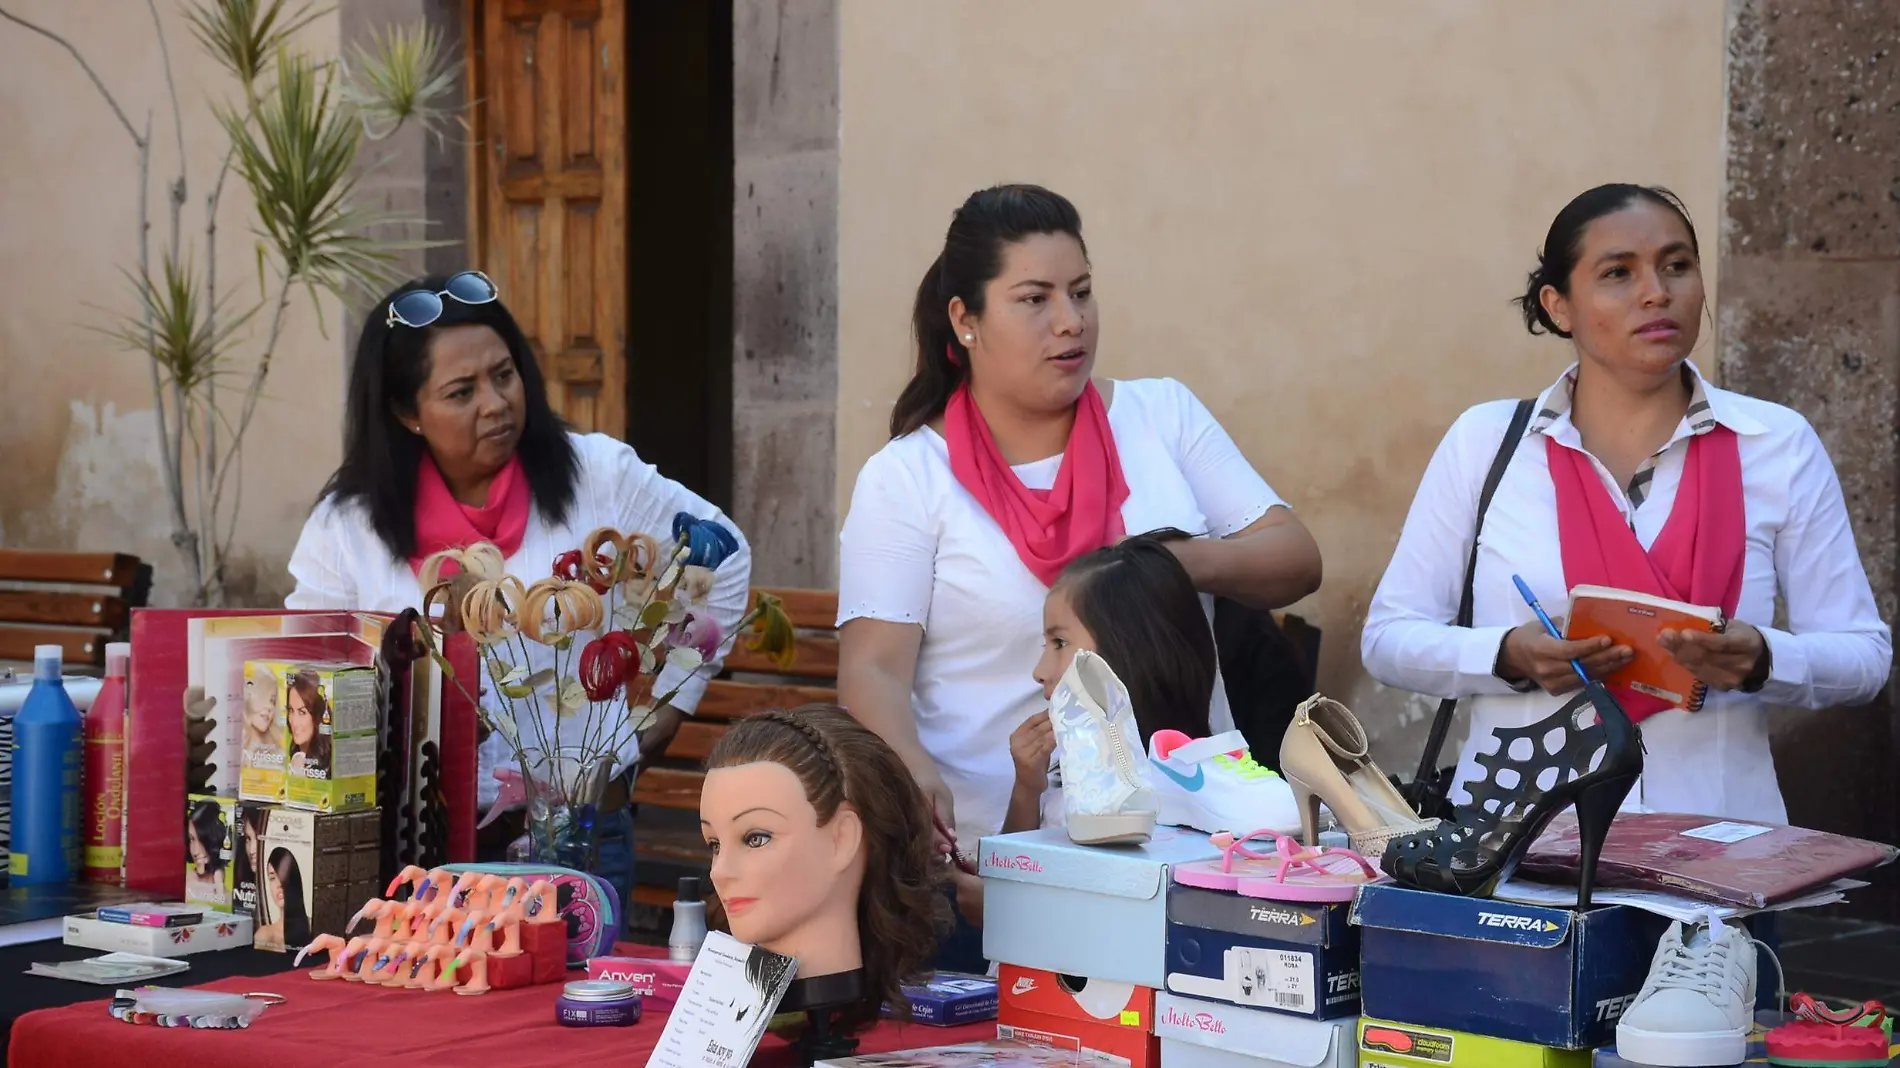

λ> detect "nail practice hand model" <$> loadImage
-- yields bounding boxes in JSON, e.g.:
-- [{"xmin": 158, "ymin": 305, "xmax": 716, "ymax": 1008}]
[{"xmin": 299, "ymin": 873, "xmax": 559, "ymax": 995}]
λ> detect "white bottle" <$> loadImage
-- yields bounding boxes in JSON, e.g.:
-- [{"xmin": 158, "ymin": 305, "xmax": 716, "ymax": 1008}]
[{"xmin": 668, "ymin": 876, "xmax": 707, "ymax": 961}]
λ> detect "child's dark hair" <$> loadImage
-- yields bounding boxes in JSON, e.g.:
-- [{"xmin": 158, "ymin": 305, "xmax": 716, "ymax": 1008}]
[{"xmin": 1054, "ymin": 529, "xmax": 1214, "ymax": 743}]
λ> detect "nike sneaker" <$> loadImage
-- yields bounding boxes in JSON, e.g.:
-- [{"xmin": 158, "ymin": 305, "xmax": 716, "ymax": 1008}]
[{"xmin": 1146, "ymin": 728, "xmax": 1300, "ymax": 835}]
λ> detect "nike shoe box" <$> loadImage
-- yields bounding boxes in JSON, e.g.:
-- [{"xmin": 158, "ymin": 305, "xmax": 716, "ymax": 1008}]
[
  {"xmin": 980, "ymin": 826, "xmax": 1220, "ymax": 989},
  {"xmin": 1164, "ymin": 884, "xmax": 1359, "ymax": 1020},
  {"xmin": 996, "ymin": 964, "xmax": 1159, "ymax": 1068},
  {"xmin": 1350, "ymin": 883, "xmax": 1667, "ymax": 1049},
  {"xmin": 1155, "ymin": 994, "xmax": 1356, "ymax": 1068}
]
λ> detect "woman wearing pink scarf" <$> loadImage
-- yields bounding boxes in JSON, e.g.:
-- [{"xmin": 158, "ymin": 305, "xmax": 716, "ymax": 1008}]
[{"xmin": 1364, "ymin": 184, "xmax": 1890, "ymax": 827}]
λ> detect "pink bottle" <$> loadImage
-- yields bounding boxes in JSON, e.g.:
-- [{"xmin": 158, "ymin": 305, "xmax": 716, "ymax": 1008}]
[{"xmin": 81, "ymin": 643, "xmax": 130, "ymax": 884}]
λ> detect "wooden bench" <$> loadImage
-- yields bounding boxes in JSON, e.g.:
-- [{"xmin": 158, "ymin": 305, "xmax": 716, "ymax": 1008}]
[
  {"xmin": 629, "ymin": 588, "xmax": 838, "ymax": 908},
  {"xmin": 0, "ymin": 550, "xmax": 152, "ymax": 672}
]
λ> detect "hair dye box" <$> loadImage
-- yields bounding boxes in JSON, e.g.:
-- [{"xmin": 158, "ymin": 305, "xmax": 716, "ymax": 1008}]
[
  {"xmin": 183, "ymin": 795, "xmax": 238, "ymax": 913},
  {"xmin": 980, "ymin": 826, "xmax": 1220, "ymax": 989},
  {"xmin": 235, "ymin": 802, "xmax": 379, "ymax": 951},
  {"xmin": 1164, "ymin": 884, "xmax": 1359, "ymax": 1020},
  {"xmin": 278, "ymin": 661, "xmax": 379, "ymax": 814},
  {"xmin": 238, "ymin": 660, "xmax": 290, "ymax": 803}
]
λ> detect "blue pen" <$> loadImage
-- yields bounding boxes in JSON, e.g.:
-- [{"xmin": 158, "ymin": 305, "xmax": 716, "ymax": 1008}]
[{"xmin": 1512, "ymin": 574, "xmax": 1590, "ymax": 685}]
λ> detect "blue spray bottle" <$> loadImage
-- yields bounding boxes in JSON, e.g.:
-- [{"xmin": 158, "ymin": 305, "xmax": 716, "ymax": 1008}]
[{"xmin": 11, "ymin": 645, "xmax": 83, "ymax": 884}]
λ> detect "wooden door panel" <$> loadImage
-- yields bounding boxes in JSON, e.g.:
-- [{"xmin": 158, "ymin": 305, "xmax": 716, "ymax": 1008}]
[{"xmin": 468, "ymin": 0, "xmax": 625, "ymax": 438}]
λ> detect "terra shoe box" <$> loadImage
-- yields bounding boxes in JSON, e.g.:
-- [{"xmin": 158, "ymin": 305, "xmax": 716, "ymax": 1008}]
[
  {"xmin": 1358, "ymin": 1017, "xmax": 1591, "ymax": 1068},
  {"xmin": 996, "ymin": 964, "xmax": 1159, "ymax": 1068},
  {"xmin": 1350, "ymin": 883, "xmax": 1667, "ymax": 1049},
  {"xmin": 980, "ymin": 826, "xmax": 1220, "ymax": 989},
  {"xmin": 1153, "ymin": 993, "xmax": 1356, "ymax": 1068},
  {"xmin": 1164, "ymin": 884, "xmax": 1359, "ymax": 1020}
]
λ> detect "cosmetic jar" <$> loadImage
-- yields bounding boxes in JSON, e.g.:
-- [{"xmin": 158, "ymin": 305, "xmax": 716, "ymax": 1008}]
[{"xmin": 556, "ymin": 980, "xmax": 643, "ymax": 1027}]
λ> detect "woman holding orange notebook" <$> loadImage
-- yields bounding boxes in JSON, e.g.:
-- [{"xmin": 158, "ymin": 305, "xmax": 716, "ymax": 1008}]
[{"xmin": 1362, "ymin": 183, "xmax": 1890, "ymax": 828}]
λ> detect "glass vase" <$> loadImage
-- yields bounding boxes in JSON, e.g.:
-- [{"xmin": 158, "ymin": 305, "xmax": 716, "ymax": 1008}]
[{"xmin": 509, "ymin": 746, "xmax": 618, "ymax": 872}]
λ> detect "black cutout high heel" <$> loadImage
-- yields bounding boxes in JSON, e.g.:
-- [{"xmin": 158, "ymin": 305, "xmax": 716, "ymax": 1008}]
[{"xmin": 1380, "ymin": 680, "xmax": 1642, "ymax": 908}]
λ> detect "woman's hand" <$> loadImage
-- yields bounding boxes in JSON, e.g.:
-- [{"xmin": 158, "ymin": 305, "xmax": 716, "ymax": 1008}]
[
  {"xmin": 1498, "ymin": 621, "xmax": 1633, "ymax": 695},
  {"xmin": 1009, "ymin": 712, "xmax": 1056, "ymax": 796},
  {"xmin": 1659, "ymin": 621, "xmax": 1770, "ymax": 693},
  {"xmin": 636, "ymin": 705, "xmax": 686, "ymax": 765},
  {"xmin": 951, "ymin": 868, "xmax": 984, "ymax": 928}
]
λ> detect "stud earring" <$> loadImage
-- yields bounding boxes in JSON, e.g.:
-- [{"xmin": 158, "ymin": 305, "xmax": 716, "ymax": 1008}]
[{"xmin": 963, "ymin": 334, "xmax": 974, "ymax": 343}]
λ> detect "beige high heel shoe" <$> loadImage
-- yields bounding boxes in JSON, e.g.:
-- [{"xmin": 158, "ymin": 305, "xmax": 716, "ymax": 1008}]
[{"xmin": 1278, "ymin": 693, "xmax": 1437, "ymax": 857}]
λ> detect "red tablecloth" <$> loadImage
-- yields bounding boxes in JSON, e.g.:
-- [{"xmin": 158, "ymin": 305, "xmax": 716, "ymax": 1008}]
[{"xmin": 8, "ymin": 968, "xmax": 993, "ymax": 1068}]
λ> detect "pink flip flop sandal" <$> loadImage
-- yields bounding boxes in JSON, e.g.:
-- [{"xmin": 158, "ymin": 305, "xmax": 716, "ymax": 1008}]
[
  {"xmin": 1172, "ymin": 829, "xmax": 1303, "ymax": 891},
  {"xmin": 1233, "ymin": 842, "xmax": 1379, "ymax": 903}
]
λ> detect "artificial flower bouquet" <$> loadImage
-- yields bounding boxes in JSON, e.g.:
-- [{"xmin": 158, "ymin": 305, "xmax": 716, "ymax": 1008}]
[{"xmin": 409, "ymin": 513, "xmax": 794, "ymax": 862}]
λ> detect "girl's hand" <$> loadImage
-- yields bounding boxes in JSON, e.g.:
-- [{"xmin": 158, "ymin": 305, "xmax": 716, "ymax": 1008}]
[
  {"xmin": 1498, "ymin": 621, "xmax": 1633, "ymax": 694},
  {"xmin": 1009, "ymin": 712, "xmax": 1057, "ymax": 795},
  {"xmin": 1658, "ymin": 621, "xmax": 1770, "ymax": 692}
]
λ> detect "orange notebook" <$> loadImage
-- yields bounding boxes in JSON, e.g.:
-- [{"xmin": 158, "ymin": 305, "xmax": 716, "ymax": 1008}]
[{"xmin": 1561, "ymin": 584, "xmax": 1725, "ymax": 711}]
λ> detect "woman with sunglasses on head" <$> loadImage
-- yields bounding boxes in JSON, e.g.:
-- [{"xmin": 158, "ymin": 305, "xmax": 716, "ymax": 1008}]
[{"xmin": 285, "ymin": 272, "xmax": 754, "ymax": 919}]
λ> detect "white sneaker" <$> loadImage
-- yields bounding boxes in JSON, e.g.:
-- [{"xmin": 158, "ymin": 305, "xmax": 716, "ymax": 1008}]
[
  {"xmin": 1615, "ymin": 916, "xmax": 1755, "ymax": 1066},
  {"xmin": 1145, "ymin": 729, "xmax": 1300, "ymax": 835},
  {"xmin": 1049, "ymin": 650, "xmax": 1156, "ymax": 845}
]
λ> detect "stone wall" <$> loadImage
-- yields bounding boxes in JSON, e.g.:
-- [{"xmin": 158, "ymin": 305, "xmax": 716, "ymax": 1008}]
[
  {"xmin": 729, "ymin": 0, "xmax": 840, "ymax": 587},
  {"xmin": 1719, "ymin": 0, "xmax": 1900, "ymax": 919}
]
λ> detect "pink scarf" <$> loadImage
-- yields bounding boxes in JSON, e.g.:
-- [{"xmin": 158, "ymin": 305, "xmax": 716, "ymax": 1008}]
[
  {"xmin": 408, "ymin": 454, "xmax": 531, "ymax": 575},
  {"xmin": 945, "ymin": 382, "xmax": 1129, "ymax": 587},
  {"xmin": 1547, "ymin": 427, "xmax": 1746, "ymax": 720}
]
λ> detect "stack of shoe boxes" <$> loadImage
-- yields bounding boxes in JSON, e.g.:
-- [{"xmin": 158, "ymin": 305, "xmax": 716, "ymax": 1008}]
[
  {"xmin": 1156, "ymin": 870, "xmax": 1361, "ymax": 1066},
  {"xmin": 980, "ymin": 826, "xmax": 1221, "ymax": 1068}
]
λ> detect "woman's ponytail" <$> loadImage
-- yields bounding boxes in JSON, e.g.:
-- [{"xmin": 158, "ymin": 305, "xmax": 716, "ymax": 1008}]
[
  {"xmin": 890, "ymin": 254, "xmax": 968, "ymax": 438},
  {"xmin": 886, "ymin": 185, "xmax": 1086, "ymax": 439}
]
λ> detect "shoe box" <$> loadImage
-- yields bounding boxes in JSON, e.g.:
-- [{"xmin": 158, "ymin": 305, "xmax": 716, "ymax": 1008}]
[
  {"xmin": 996, "ymin": 963, "xmax": 1159, "ymax": 1068},
  {"xmin": 1164, "ymin": 883, "xmax": 1360, "ymax": 1020},
  {"xmin": 1357, "ymin": 1017, "xmax": 1591, "ymax": 1068},
  {"xmin": 1155, "ymin": 993, "xmax": 1356, "ymax": 1068},
  {"xmin": 1350, "ymin": 883, "xmax": 1668, "ymax": 1049},
  {"xmin": 980, "ymin": 826, "xmax": 1219, "ymax": 988}
]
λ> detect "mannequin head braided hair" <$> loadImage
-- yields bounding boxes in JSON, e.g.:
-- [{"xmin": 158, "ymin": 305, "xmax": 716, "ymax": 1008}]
[{"xmin": 706, "ymin": 704, "xmax": 950, "ymax": 1030}]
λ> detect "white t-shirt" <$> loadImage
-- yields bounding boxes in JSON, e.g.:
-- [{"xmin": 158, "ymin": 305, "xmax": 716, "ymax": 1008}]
[
  {"xmin": 284, "ymin": 432, "xmax": 754, "ymax": 805},
  {"xmin": 838, "ymin": 377, "xmax": 1287, "ymax": 848},
  {"xmin": 1361, "ymin": 363, "xmax": 1891, "ymax": 824}
]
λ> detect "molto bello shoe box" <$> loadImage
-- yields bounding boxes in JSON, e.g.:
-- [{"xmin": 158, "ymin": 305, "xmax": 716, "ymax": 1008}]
[
  {"xmin": 980, "ymin": 826, "xmax": 1219, "ymax": 989},
  {"xmin": 1350, "ymin": 883, "xmax": 1667, "ymax": 1049},
  {"xmin": 996, "ymin": 964, "xmax": 1159, "ymax": 1068},
  {"xmin": 1154, "ymin": 993, "xmax": 1356, "ymax": 1068},
  {"xmin": 1164, "ymin": 884, "xmax": 1359, "ymax": 1021}
]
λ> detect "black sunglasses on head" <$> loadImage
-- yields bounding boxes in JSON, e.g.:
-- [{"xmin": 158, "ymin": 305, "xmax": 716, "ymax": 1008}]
[{"xmin": 385, "ymin": 271, "xmax": 499, "ymax": 329}]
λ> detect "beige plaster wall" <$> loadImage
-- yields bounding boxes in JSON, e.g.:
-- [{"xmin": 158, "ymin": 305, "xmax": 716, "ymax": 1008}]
[
  {"xmin": 837, "ymin": 0, "xmax": 1728, "ymax": 761},
  {"xmin": 0, "ymin": 2, "xmax": 344, "ymax": 607}
]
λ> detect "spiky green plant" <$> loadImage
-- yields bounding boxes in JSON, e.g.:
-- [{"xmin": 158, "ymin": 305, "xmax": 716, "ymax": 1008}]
[
  {"xmin": 345, "ymin": 21, "xmax": 458, "ymax": 141},
  {"xmin": 183, "ymin": 0, "xmax": 325, "ymax": 91}
]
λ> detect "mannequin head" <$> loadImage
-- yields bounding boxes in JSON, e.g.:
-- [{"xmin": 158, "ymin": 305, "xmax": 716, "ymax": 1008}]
[{"xmin": 703, "ymin": 705, "xmax": 946, "ymax": 1027}]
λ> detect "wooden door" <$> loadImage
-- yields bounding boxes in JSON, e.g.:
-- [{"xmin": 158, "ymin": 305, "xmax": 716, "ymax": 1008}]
[{"xmin": 467, "ymin": 0, "xmax": 627, "ymax": 437}]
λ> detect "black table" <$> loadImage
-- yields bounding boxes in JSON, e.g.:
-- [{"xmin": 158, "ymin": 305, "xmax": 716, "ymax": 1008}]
[{"xmin": 0, "ymin": 938, "xmax": 293, "ymax": 1066}]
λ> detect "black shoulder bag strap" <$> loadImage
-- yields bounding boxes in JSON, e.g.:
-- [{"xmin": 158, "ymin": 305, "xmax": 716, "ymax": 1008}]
[{"xmin": 1404, "ymin": 398, "xmax": 1536, "ymax": 817}]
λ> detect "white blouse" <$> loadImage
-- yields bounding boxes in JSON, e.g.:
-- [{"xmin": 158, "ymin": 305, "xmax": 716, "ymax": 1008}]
[
  {"xmin": 285, "ymin": 432, "xmax": 754, "ymax": 804},
  {"xmin": 1362, "ymin": 363, "xmax": 1890, "ymax": 825},
  {"xmin": 838, "ymin": 377, "xmax": 1286, "ymax": 848}
]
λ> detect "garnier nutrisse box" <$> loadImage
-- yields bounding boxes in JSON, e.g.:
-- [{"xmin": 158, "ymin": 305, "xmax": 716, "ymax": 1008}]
[{"xmin": 280, "ymin": 662, "xmax": 379, "ymax": 813}]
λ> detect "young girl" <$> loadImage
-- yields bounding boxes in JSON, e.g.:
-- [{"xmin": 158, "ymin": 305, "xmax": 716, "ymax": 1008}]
[{"xmin": 1003, "ymin": 530, "xmax": 1216, "ymax": 834}]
